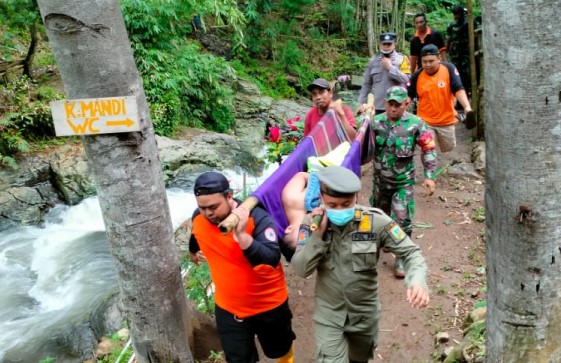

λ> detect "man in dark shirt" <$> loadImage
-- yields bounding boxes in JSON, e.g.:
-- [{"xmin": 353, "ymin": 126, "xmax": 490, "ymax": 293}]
[
  {"xmin": 410, "ymin": 13, "xmax": 447, "ymax": 73},
  {"xmin": 447, "ymin": 5, "xmax": 471, "ymax": 96}
]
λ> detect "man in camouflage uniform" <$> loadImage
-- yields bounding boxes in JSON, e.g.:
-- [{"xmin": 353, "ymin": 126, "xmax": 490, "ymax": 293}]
[
  {"xmin": 291, "ymin": 165, "xmax": 430, "ymax": 363},
  {"xmin": 447, "ymin": 5, "xmax": 471, "ymax": 97},
  {"xmin": 371, "ymin": 86, "xmax": 436, "ymax": 277}
]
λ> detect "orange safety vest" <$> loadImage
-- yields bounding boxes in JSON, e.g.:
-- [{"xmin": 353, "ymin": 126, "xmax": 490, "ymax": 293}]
[{"xmin": 192, "ymin": 214, "xmax": 288, "ymax": 318}]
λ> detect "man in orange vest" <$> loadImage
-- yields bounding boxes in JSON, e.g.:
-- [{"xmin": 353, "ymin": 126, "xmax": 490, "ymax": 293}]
[
  {"xmin": 408, "ymin": 44, "xmax": 475, "ymax": 152},
  {"xmin": 189, "ymin": 171, "xmax": 295, "ymax": 363}
]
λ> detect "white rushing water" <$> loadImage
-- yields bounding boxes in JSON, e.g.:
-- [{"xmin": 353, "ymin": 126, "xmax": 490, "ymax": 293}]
[{"xmin": 0, "ymin": 166, "xmax": 277, "ymax": 362}]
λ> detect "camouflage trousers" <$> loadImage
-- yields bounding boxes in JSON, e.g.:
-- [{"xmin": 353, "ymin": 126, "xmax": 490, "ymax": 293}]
[{"xmin": 370, "ymin": 182, "xmax": 415, "ymax": 234}]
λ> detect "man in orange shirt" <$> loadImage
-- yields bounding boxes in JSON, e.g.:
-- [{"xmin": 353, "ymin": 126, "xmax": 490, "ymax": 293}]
[
  {"xmin": 408, "ymin": 44, "xmax": 475, "ymax": 152},
  {"xmin": 189, "ymin": 171, "xmax": 295, "ymax": 363}
]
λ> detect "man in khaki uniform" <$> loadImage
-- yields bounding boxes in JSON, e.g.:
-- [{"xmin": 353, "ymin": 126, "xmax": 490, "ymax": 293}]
[{"xmin": 291, "ymin": 165, "xmax": 430, "ymax": 363}]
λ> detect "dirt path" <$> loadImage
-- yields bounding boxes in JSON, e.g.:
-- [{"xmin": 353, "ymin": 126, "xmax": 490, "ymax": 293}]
[{"xmin": 261, "ymin": 124, "xmax": 487, "ymax": 363}]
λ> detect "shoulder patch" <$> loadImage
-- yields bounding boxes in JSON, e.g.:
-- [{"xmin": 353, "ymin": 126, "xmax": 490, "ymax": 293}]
[
  {"xmin": 264, "ymin": 227, "xmax": 277, "ymax": 241},
  {"xmin": 297, "ymin": 224, "xmax": 310, "ymax": 245},
  {"xmin": 385, "ymin": 221, "xmax": 406, "ymax": 243}
]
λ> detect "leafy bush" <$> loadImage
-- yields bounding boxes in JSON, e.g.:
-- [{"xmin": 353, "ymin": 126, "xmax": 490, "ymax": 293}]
[
  {"xmin": 122, "ymin": 0, "xmax": 239, "ymax": 136},
  {"xmin": 185, "ymin": 261, "xmax": 215, "ymax": 314},
  {"xmin": 0, "ymin": 77, "xmax": 63, "ymax": 168}
]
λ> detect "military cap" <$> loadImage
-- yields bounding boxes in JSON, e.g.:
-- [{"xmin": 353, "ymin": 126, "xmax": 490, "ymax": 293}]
[
  {"xmin": 307, "ymin": 78, "xmax": 331, "ymax": 91},
  {"xmin": 420, "ymin": 44, "xmax": 439, "ymax": 57},
  {"xmin": 317, "ymin": 165, "xmax": 361, "ymax": 197},
  {"xmin": 379, "ymin": 32, "xmax": 397, "ymax": 44},
  {"xmin": 385, "ymin": 86, "xmax": 408, "ymax": 104},
  {"xmin": 194, "ymin": 171, "xmax": 230, "ymax": 196}
]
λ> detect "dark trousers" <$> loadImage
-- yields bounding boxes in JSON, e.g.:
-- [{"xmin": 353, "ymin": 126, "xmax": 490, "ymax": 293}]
[{"xmin": 215, "ymin": 300, "xmax": 295, "ymax": 363}]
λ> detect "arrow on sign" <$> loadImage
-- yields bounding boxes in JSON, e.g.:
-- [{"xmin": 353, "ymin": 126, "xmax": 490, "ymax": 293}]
[{"xmin": 106, "ymin": 118, "xmax": 135, "ymax": 127}]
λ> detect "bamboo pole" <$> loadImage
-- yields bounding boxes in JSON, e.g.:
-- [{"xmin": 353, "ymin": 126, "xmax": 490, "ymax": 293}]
[{"xmin": 218, "ymin": 196, "xmax": 260, "ymax": 234}]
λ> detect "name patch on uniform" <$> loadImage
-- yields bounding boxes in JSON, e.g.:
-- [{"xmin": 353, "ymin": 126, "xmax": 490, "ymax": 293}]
[
  {"xmin": 264, "ymin": 227, "xmax": 277, "ymax": 241},
  {"xmin": 385, "ymin": 221, "xmax": 406, "ymax": 243},
  {"xmin": 297, "ymin": 224, "xmax": 310, "ymax": 245},
  {"xmin": 352, "ymin": 232, "xmax": 377, "ymax": 241}
]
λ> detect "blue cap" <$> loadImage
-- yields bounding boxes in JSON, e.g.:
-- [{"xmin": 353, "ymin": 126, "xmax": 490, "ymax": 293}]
[{"xmin": 194, "ymin": 172, "xmax": 230, "ymax": 196}]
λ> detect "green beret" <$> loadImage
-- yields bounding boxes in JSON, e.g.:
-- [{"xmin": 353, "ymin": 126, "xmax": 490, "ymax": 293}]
[{"xmin": 317, "ymin": 165, "xmax": 361, "ymax": 196}]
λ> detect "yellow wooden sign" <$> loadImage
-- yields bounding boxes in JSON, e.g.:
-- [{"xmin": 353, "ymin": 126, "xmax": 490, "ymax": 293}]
[{"xmin": 51, "ymin": 96, "xmax": 140, "ymax": 136}]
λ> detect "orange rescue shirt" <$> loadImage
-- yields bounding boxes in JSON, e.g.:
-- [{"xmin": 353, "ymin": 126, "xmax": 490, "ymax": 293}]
[
  {"xmin": 409, "ymin": 63, "xmax": 464, "ymax": 127},
  {"xmin": 191, "ymin": 213, "xmax": 288, "ymax": 318}
]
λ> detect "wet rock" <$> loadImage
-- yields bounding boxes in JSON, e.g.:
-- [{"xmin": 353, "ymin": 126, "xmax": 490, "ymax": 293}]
[
  {"xmin": 447, "ymin": 162, "xmax": 483, "ymax": 180},
  {"xmin": 471, "ymin": 141, "xmax": 486, "ymax": 176}
]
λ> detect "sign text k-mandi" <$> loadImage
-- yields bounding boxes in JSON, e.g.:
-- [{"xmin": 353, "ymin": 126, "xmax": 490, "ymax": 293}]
[{"xmin": 51, "ymin": 96, "xmax": 140, "ymax": 136}]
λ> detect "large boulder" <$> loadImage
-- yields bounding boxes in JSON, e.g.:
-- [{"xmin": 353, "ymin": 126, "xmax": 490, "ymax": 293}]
[
  {"xmin": 231, "ymin": 78, "xmax": 273, "ymax": 154},
  {"xmin": 49, "ymin": 145, "xmax": 96, "ymax": 205}
]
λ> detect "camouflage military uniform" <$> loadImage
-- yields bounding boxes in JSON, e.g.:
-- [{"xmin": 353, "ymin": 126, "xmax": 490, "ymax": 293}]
[
  {"xmin": 370, "ymin": 111, "xmax": 436, "ymax": 235},
  {"xmin": 447, "ymin": 18, "xmax": 470, "ymax": 94},
  {"xmin": 291, "ymin": 206, "xmax": 428, "ymax": 363}
]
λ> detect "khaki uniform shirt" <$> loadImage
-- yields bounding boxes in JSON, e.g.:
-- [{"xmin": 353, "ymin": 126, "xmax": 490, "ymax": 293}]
[
  {"xmin": 358, "ymin": 52, "xmax": 411, "ymax": 110},
  {"xmin": 291, "ymin": 205, "xmax": 428, "ymax": 329}
]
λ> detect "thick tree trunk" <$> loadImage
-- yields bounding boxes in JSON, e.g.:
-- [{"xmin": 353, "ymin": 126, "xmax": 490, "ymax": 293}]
[
  {"xmin": 483, "ymin": 1, "xmax": 561, "ymax": 362},
  {"xmin": 36, "ymin": 1, "xmax": 194, "ymax": 362},
  {"xmin": 23, "ymin": 19, "xmax": 37, "ymax": 79}
]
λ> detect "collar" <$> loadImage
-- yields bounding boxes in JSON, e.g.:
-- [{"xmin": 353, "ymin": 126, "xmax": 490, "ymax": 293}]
[{"xmin": 415, "ymin": 26, "xmax": 432, "ymax": 39}]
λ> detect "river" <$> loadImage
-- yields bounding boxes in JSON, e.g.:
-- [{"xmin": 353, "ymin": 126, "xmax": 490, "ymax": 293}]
[{"xmin": 0, "ymin": 167, "xmax": 276, "ymax": 363}]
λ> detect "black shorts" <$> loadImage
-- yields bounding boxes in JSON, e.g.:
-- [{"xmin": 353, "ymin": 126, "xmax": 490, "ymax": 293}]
[{"xmin": 215, "ymin": 299, "xmax": 295, "ymax": 363}]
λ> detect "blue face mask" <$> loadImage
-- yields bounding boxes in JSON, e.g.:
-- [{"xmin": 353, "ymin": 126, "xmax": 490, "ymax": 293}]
[{"xmin": 326, "ymin": 208, "xmax": 355, "ymax": 226}]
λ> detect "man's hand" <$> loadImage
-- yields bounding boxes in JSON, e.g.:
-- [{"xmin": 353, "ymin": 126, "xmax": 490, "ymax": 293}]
[
  {"xmin": 190, "ymin": 251, "xmax": 206, "ymax": 266},
  {"xmin": 309, "ymin": 206, "xmax": 328, "ymax": 236},
  {"xmin": 356, "ymin": 102, "xmax": 374, "ymax": 116},
  {"xmin": 421, "ymin": 179, "xmax": 436, "ymax": 196},
  {"xmin": 231, "ymin": 206, "xmax": 253, "ymax": 248},
  {"xmin": 381, "ymin": 57, "xmax": 392, "ymax": 70},
  {"xmin": 329, "ymin": 99, "xmax": 344, "ymax": 115},
  {"xmin": 407, "ymin": 285, "xmax": 430, "ymax": 308}
]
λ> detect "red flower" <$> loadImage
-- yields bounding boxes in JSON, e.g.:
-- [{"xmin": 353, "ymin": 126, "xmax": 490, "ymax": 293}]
[
  {"xmin": 287, "ymin": 116, "xmax": 300, "ymax": 131},
  {"xmin": 268, "ymin": 127, "xmax": 281, "ymax": 142}
]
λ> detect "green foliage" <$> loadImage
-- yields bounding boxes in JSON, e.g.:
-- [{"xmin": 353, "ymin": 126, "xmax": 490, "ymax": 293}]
[
  {"xmin": 38, "ymin": 357, "xmax": 56, "ymax": 363},
  {"xmin": 185, "ymin": 261, "xmax": 215, "ymax": 314},
  {"xmin": 122, "ymin": 0, "xmax": 238, "ymax": 135},
  {"xmin": 0, "ymin": 77, "xmax": 63, "ymax": 168},
  {"xmin": 474, "ymin": 300, "xmax": 487, "ymax": 309},
  {"xmin": 473, "ymin": 207, "xmax": 485, "ymax": 222},
  {"xmin": 262, "ymin": 116, "xmax": 303, "ymax": 166},
  {"xmin": 0, "ymin": 0, "xmax": 39, "ymax": 61}
]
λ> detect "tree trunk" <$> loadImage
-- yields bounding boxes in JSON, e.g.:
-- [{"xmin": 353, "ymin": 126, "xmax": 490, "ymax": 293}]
[
  {"xmin": 483, "ymin": 1, "xmax": 561, "ymax": 361},
  {"xmin": 367, "ymin": 0, "xmax": 374, "ymax": 56},
  {"xmin": 23, "ymin": 18, "xmax": 38, "ymax": 79},
  {"xmin": 36, "ymin": 1, "xmax": 194, "ymax": 362}
]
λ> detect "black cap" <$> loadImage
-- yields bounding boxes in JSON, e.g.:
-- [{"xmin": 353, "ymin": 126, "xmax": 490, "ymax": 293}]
[
  {"xmin": 194, "ymin": 171, "xmax": 230, "ymax": 196},
  {"xmin": 452, "ymin": 5, "xmax": 466, "ymax": 14},
  {"xmin": 379, "ymin": 32, "xmax": 397, "ymax": 43},
  {"xmin": 307, "ymin": 78, "xmax": 331, "ymax": 91},
  {"xmin": 420, "ymin": 44, "xmax": 439, "ymax": 57}
]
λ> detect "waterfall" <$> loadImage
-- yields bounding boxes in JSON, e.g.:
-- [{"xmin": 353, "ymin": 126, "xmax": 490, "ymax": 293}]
[{"xmin": 0, "ymin": 166, "xmax": 276, "ymax": 362}]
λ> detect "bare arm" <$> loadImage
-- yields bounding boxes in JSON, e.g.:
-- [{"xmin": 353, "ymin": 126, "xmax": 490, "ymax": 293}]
[
  {"xmin": 330, "ymin": 99, "xmax": 357, "ymax": 140},
  {"xmin": 455, "ymin": 89, "xmax": 472, "ymax": 112},
  {"xmin": 410, "ymin": 55, "xmax": 418, "ymax": 73}
]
